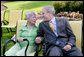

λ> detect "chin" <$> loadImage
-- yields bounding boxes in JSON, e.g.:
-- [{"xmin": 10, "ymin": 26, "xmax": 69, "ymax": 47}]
[
  {"xmin": 44, "ymin": 19, "xmax": 49, "ymax": 21},
  {"xmin": 32, "ymin": 22, "xmax": 35, "ymax": 24}
]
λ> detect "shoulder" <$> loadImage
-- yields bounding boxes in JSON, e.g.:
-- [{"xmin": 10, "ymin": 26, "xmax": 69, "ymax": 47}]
[
  {"xmin": 35, "ymin": 20, "xmax": 43, "ymax": 27},
  {"xmin": 39, "ymin": 21, "xmax": 45, "ymax": 25},
  {"xmin": 19, "ymin": 24, "xmax": 27, "ymax": 30},
  {"xmin": 40, "ymin": 21, "xmax": 49, "ymax": 25},
  {"xmin": 56, "ymin": 17, "xmax": 68, "ymax": 22},
  {"xmin": 38, "ymin": 21, "xmax": 48, "ymax": 29},
  {"xmin": 20, "ymin": 24, "xmax": 27, "ymax": 27}
]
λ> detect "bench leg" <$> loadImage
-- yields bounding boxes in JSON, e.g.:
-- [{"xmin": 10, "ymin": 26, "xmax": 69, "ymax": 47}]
[
  {"xmin": 10, "ymin": 28, "xmax": 12, "ymax": 32},
  {"xmin": 6, "ymin": 28, "xmax": 10, "ymax": 33}
]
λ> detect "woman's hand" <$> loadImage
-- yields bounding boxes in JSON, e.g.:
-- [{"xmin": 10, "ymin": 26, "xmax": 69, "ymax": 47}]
[{"xmin": 17, "ymin": 37, "xmax": 24, "ymax": 42}]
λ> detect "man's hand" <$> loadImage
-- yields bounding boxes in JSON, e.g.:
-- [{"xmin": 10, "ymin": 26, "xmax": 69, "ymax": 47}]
[
  {"xmin": 62, "ymin": 45, "xmax": 72, "ymax": 51},
  {"xmin": 35, "ymin": 37, "xmax": 42, "ymax": 44},
  {"xmin": 17, "ymin": 37, "xmax": 24, "ymax": 42}
]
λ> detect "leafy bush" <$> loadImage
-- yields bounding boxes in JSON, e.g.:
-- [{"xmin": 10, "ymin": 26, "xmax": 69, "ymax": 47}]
[
  {"xmin": 52, "ymin": 1, "xmax": 66, "ymax": 13},
  {"xmin": 52, "ymin": 1, "xmax": 83, "ymax": 14}
]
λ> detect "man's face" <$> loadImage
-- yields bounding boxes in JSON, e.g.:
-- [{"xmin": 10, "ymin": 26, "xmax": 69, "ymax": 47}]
[
  {"xmin": 27, "ymin": 15, "xmax": 37, "ymax": 24},
  {"xmin": 42, "ymin": 9, "xmax": 50, "ymax": 21}
]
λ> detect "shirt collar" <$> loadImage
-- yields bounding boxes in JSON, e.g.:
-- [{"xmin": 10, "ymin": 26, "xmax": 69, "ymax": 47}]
[
  {"xmin": 51, "ymin": 17, "xmax": 56, "ymax": 23},
  {"xmin": 25, "ymin": 23, "xmax": 37, "ymax": 28}
]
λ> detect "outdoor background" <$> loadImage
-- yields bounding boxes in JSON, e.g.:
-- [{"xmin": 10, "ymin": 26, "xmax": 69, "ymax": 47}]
[{"xmin": 1, "ymin": 1, "xmax": 83, "ymax": 56}]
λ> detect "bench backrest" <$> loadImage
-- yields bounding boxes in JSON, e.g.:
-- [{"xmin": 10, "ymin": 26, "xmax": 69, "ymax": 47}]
[
  {"xmin": 1, "ymin": 10, "xmax": 5, "ymax": 25},
  {"xmin": 1, "ymin": 10, "xmax": 5, "ymax": 21},
  {"xmin": 8, "ymin": 10, "xmax": 23, "ymax": 26},
  {"xmin": 68, "ymin": 21, "xmax": 82, "ymax": 51}
]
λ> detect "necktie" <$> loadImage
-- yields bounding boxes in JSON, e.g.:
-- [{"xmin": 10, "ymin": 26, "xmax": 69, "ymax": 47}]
[{"xmin": 49, "ymin": 21, "xmax": 55, "ymax": 32}]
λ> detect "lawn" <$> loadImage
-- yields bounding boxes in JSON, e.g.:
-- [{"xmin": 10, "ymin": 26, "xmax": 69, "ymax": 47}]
[
  {"xmin": 1, "ymin": 1, "xmax": 52, "ymax": 56},
  {"xmin": 1, "ymin": 28, "xmax": 16, "ymax": 56},
  {"xmin": 3, "ymin": 1, "xmax": 52, "ymax": 20}
]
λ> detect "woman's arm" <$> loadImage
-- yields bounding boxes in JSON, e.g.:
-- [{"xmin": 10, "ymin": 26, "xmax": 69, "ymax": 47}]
[{"xmin": 17, "ymin": 24, "xmax": 25, "ymax": 42}]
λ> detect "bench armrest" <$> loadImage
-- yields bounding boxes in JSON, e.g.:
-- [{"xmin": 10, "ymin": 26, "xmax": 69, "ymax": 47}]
[
  {"xmin": 23, "ymin": 39, "xmax": 29, "ymax": 56},
  {"xmin": 3, "ymin": 39, "xmax": 29, "ymax": 56},
  {"xmin": 3, "ymin": 39, "xmax": 16, "ymax": 56}
]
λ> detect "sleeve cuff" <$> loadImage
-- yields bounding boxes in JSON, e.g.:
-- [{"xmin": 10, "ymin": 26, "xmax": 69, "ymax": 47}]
[{"xmin": 67, "ymin": 43, "xmax": 73, "ymax": 47}]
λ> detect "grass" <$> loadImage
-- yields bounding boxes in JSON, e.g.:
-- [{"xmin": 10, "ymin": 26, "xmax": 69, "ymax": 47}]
[
  {"xmin": 1, "ymin": 1, "xmax": 52, "ymax": 56},
  {"xmin": 4, "ymin": 1, "xmax": 52, "ymax": 10},
  {"xmin": 1, "ymin": 28, "xmax": 16, "ymax": 56},
  {"xmin": 3, "ymin": 1, "xmax": 52, "ymax": 20}
]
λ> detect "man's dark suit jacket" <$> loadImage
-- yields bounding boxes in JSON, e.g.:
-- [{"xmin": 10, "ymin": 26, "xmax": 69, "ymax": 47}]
[{"xmin": 36, "ymin": 18, "xmax": 76, "ymax": 49}]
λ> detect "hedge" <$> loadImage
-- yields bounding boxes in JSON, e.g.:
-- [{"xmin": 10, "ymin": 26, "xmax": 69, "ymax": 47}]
[{"xmin": 52, "ymin": 1, "xmax": 83, "ymax": 14}]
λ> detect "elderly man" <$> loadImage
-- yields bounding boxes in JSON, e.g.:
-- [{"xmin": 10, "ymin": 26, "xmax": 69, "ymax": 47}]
[
  {"xmin": 5, "ymin": 11, "xmax": 38, "ymax": 56},
  {"xmin": 35, "ymin": 5, "xmax": 83, "ymax": 56}
]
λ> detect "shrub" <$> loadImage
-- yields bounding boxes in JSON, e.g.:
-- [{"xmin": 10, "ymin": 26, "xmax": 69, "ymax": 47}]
[
  {"xmin": 52, "ymin": 1, "xmax": 83, "ymax": 14},
  {"xmin": 52, "ymin": 1, "xmax": 66, "ymax": 14},
  {"xmin": 69, "ymin": 1, "xmax": 83, "ymax": 12}
]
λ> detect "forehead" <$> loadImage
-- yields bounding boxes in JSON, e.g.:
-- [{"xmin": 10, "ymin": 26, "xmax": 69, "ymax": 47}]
[
  {"xmin": 42, "ymin": 9, "xmax": 47, "ymax": 12},
  {"xmin": 31, "ymin": 14, "xmax": 36, "ymax": 17}
]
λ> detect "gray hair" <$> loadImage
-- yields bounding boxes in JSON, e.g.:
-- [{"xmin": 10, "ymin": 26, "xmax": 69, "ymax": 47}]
[
  {"xmin": 25, "ymin": 11, "xmax": 37, "ymax": 19},
  {"xmin": 43, "ymin": 5, "xmax": 55, "ymax": 15}
]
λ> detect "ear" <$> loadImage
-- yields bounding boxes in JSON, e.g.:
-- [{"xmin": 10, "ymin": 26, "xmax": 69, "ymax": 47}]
[
  {"xmin": 27, "ymin": 18, "xmax": 29, "ymax": 21},
  {"xmin": 49, "ymin": 11, "xmax": 52, "ymax": 16}
]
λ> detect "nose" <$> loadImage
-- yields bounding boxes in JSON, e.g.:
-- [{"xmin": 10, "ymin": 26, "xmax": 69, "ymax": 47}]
[
  {"xmin": 41, "ymin": 15, "xmax": 43, "ymax": 18},
  {"xmin": 36, "ymin": 18, "xmax": 38, "ymax": 20},
  {"xmin": 34, "ymin": 17, "xmax": 37, "ymax": 20}
]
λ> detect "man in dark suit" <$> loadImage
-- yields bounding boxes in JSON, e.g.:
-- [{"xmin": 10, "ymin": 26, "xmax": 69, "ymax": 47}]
[{"xmin": 35, "ymin": 5, "xmax": 83, "ymax": 56}]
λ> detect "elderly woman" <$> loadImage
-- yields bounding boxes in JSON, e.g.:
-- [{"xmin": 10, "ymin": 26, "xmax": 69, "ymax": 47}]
[{"xmin": 5, "ymin": 11, "xmax": 39, "ymax": 56}]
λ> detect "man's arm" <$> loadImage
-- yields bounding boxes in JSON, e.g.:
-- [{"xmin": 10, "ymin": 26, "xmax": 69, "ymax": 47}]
[
  {"xmin": 35, "ymin": 22, "xmax": 44, "ymax": 44},
  {"xmin": 65, "ymin": 19, "xmax": 76, "ymax": 46},
  {"xmin": 62, "ymin": 19, "xmax": 76, "ymax": 51}
]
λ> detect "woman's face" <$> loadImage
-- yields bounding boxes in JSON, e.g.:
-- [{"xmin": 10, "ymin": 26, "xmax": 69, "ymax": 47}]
[
  {"xmin": 36, "ymin": 15, "xmax": 42, "ymax": 20},
  {"xmin": 27, "ymin": 15, "xmax": 37, "ymax": 25}
]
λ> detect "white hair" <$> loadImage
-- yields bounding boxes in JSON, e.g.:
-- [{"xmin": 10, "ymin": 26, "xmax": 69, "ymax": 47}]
[
  {"xmin": 43, "ymin": 5, "xmax": 55, "ymax": 15},
  {"xmin": 25, "ymin": 11, "xmax": 37, "ymax": 19}
]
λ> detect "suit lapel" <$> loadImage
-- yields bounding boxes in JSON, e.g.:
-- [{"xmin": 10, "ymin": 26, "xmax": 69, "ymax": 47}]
[
  {"xmin": 46, "ymin": 21, "xmax": 57, "ymax": 37},
  {"xmin": 44, "ymin": 21, "xmax": 55, "ymax": 35},
  {"xmin": 44, "ymin": 18, "xmax": 60, "ymax": 37}
]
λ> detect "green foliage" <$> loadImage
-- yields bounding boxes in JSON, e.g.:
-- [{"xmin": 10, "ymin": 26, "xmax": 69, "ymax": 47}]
[
  {"xmin": 52, "ymin": 1, "xmax": 83, "ymax": 13},
  {"xmin": 52, "ymin": 1, "xmax": 66, "ymax": 13},
  {"xmin": 1, "ymin": 28, "xmax": 16, "ymax": 56},
  {"xmin": 68, "ymin": 1, "xmax": 83, "ymax": 12}
]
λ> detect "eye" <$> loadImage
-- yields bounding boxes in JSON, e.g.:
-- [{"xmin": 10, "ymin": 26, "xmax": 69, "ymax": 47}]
[{"xmin": 42, "ymin": 13, "xmax": 44, "ymax": 14}]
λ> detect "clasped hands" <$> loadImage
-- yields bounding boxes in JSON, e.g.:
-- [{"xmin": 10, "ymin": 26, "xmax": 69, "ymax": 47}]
[
  {"xmin": 35, "ymin": 37, "xmax": 72, "ymax": 51},
  {"xmin": 17, "ymin": 37, "xmax": 24, "ymax": 42}
]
